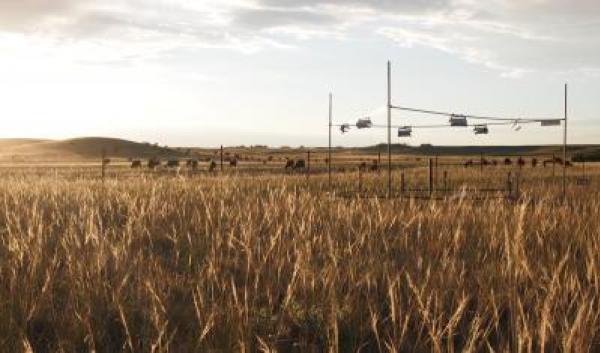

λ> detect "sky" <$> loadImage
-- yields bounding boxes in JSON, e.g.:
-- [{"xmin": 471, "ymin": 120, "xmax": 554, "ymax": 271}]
[{"xmin": 0, "ymin": 0, "xmax": 598, "ymax": 147}]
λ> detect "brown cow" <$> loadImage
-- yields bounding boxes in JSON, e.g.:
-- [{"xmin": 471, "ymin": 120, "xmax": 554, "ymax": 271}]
[
  {"xmin": 166, "ymin": 160, "xmax": 179, "ymax": 168},
  {"xmin": 284, "ymin": 159, "xmax": 294, "ymax": 169},
  {"xmin": 209, "ymin": 160, "xmax": 217, "ymax": 171},
  {"xmin": 131, "ymin": 160, "xmax": 142, "ymax": 168},
  {"xmin": 148, "ymin": 158, "xmax": 160, "ymax": 169},
  {"xmin": 229, "ymin": 159, "xmax": 238, "ymax": 167},
  {"xmin": 186, "ymin": 159, "xmax": 199, "ymax": 169}
]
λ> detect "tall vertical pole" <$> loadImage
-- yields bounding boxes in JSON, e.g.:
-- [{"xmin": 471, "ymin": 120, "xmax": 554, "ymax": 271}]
[
  {"xmin": 563, "ymin": 83, "xmax": 568, "ymax": 199},
  {"xmin": 328, "ymin": 93, "xmax": 332, "ymax": 192},
  {"xmin": 387, "ymin": 61, "xmax": 392, "ymax": 198}
]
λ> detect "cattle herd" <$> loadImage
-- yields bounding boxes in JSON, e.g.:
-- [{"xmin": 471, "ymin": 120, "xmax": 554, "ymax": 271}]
[
  {"xmin": 463, "ymin": 156, "xmax": 573, "ymax": 168},
  {"xmin": 125, "ymin": 155, "xmax": 574, "ymax": 173}
]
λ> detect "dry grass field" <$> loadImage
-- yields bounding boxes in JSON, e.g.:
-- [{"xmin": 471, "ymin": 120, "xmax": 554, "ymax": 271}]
[{"xmin": 1, "ymin": 153, "xmax": 599, "ymax": 352}]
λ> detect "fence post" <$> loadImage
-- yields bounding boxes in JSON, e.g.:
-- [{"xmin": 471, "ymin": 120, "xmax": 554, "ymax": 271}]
[
  {"xmin": 401, "ymin": 172, "xmax": 405, "ymax": 195},
  {"xmin": 220, "ymin": 145, "xmax": 224, "ymax": 172},
  {"xmin": 507, "ymin": 171, "xmax": 512, "ymax": 199},
  {"xmin": 358, "ymin": 167, "xmax": 363, "ymax": 195},
  {"xmin": 101, "ymin": 148, "xmax": 106, "ymax": 183},
  {"xmin": 429, "ymin": 158, "xmax": 433, "ymax": 198},
  {"xmin": 443, "ymin": 170, "xmax": 448, "ymax": 192},
  {"xmin": 307, "ymin": 150, "xmax": 311, "ymax": 179}
]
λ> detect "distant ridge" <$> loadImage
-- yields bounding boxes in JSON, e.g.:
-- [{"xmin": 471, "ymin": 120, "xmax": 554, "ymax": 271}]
[
  {"xmin": 361, "ymin": 143, "xmax": 600, "ymax": 157},
  {"xmin": 0, "ymin": 137, "xmax": 185, "ymax": 161}
]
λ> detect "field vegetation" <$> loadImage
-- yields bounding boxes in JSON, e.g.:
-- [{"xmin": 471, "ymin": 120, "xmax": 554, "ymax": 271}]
[{"xmin": 0, "ymin": 157, "xmax": 599, "ymax": 352}]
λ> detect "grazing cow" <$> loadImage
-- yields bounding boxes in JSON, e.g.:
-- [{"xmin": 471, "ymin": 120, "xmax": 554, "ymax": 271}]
[
  {"xmin": 464, "ymin": 160, "xmax": 474, "ymax": 168},
  {"xmin": 186, "ymin": 159, "xmax": 199, "ymax": 169},
  {"xmin": 517, "ymin": 157, "xmax": 526, "ymax": 168},
  {"xmin": 284, "ymin": 159, "xmax": 295, "ymax": 169},
  {"xmin": 294, "ymin": 160, "xmax": 306, "ymax": 170},
  {"xmin": 209, "ymin": 160, "xmax": 217, "ymax": 171},
  {"xmin": 148, "ymin": 158, "xmax": 160, "ymax": 169},
  {"xmin": 531, "ymin": 158, "xmax": 538, "ymax": 167},
  {"xmin": 492, "ymin": 160, "xmax": 498, "ymax": 166},
  {"xmin": 359, "ymin": 162, "xmax": 368, "ymax": 172},
  {"xmin": 504, "ymin": 158, "xmax": 512, "ymax": 166},
  {"xmin": 482, "ymin": 159, "xmax": 490, "ymax": 166},
  {"xmin": 230, "ymin": 159, "xmax": 238, "ymax": 168},
  {"xmin": 166, "ymin": 160, "xmax": 179, "ymax": 168},
  {"xmin": 131, "ymin": 160, "xmax": 142, "ymax": 168},
  {"xmin": 370, "ymin": 160, "xmax": 379, "ymax": 172},
  {"xmin": 543, "ymin": 157, "xmax": 570, "ymax": 167}
]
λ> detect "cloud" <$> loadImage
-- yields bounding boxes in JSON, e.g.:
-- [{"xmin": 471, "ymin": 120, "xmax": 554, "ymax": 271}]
[{"xmin": 0, "ymin": 0, "xmax": 598, "ymax": 75}]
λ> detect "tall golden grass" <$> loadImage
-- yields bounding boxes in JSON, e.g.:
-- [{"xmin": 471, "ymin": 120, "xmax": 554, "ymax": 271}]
[{"xmin": 0, "ymin": 166, "xmax": 599, "ymax": 352}]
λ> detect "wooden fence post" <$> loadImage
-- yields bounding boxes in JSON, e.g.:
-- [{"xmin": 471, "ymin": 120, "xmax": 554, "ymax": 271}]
[
  {"xmin": 220, "ymin": 145, "xmax": 224, "ymax": 172},
  {"xmin": 101, "ymin": 148, "xmax": 106, "ymax": 183},
  {"xmin": 401, "ymin": 172, "xmax": 405, "ymax": 195},
  {"xmin": 307, "ymin": 150, "xmax": 311, "ymax": 179},
  {"xmin": 429, "ymin": 158, "xmax": 433, "ymax": 197}
]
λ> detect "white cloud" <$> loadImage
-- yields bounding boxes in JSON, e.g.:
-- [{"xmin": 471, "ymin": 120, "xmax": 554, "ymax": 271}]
[{"xmin": 0, "ymin": 0, "xmax": 599, "ymax": 75}]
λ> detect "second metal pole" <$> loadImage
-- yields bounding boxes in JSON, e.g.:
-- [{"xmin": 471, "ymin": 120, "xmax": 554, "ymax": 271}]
[{"xmin": 387, "ymin": 61, "xmax": 392, "ymax": 198}]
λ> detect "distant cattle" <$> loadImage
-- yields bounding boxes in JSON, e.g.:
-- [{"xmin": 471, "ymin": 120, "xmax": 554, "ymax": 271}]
[
  {"xmin": 102, "ymin": 158, "xmax": 111, "ymax": 166},
  {"xmin": 131, "ymin": 160, "xmax": 142, "ymax": 168},
  {"xmin": 543, "ymin": 157, "xmax": 573, "ymax": 167},
  {"xmin": 285, "ymin": 159, "xmax": 295, "ymax": 169},
  {"xmin": 464, "ymin": 160, "xmax": 474, "ymax": 168},
  {"xmin": 504, "ymin": 158, "xmax": 512, "ymax": 166},
  {"xmin": 359, "ymin": 160, "xmax": 379, "ymax": 172},
  {"xmin": 370, "ymin": 160, "xmax": 379, "ymax": 172},
  {"xmin": 209, "ymin": 160, "xmax": 217, "ymax": 171},
  {"xmin": 284, "ymin": 159, "xmax": 305, "ymax": 170},
  {"xmin": 294, "ymin": 160, "xmax": 306, "ymax": 169},
  {"xmin": 531, "ymin": 158, "xmax": 538, "ymax": 167},
  {"xmin": 166, "ymin": 160, "xmax": 179, "ymax": 168},
  {"xmin": 230, "ymin": 159, "xmax": 238, "ymax": 167},
  {"xmin": 186, "ymin": 159, "xmax": 199, "ymax": 169},
  {"xmin": 517, "ymin": 157, "xmax": 526, "ymax": 168},
  {"xmin": 148, "ymin": 158, "xmax": 160, "ymax": 169}
]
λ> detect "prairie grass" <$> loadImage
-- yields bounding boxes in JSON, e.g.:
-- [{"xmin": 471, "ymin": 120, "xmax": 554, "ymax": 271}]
[{"xmin": 0, "ymin": 167, "xmax": 599, "ymax": 352}]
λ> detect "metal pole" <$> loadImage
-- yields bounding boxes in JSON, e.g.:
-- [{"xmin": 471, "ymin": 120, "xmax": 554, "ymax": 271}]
[
  {"xmin": 328, "ymin": 93, "xmax": 332, "ymax": 192},
  {"xmin": 387, "ymin": 61, "xmax": 392, "ymax": 198},
  {"xmin": 563, "ymin": 83, "xmax": 568, "ymax": 199}
]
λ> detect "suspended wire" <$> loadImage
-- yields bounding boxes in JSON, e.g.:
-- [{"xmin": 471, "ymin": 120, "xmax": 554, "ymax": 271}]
[
  {"xmin": 332, "ymin": 120, "xmax": 540, "ymax": 130},
  {"xmin": 390, "ymin": 105, "xmax": 564, "ymax": 122}
]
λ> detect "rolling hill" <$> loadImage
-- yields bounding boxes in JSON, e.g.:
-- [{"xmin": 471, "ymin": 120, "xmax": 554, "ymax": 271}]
[{"xmin": 0, "ymin": 137, "xmax": 186, "ymax": 162}]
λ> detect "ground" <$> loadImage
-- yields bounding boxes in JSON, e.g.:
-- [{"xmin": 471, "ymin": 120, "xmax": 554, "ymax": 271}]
[{"xmin": 0, "ymin": 138, "xmax": 599, "ymax": 352}]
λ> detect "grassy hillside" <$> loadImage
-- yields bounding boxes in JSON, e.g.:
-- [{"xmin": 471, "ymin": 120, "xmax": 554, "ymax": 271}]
[
  {"xmin": 0, "ymin": 137, "xmax": 185, "ymax": 162},
  {"xmin": 361, "ymin": 143, "xmax": 600, "ymax": 157}
]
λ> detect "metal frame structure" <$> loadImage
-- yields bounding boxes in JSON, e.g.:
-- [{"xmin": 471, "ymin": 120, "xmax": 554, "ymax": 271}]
[{"xmin": 328, "ymin": 61, "xmax": 569, "ymax": 199}]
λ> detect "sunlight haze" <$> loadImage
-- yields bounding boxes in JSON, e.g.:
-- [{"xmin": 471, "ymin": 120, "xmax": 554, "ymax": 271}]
[{"xmin": 0, "ymin": 0, "xmax": 598, "ymax": 147}]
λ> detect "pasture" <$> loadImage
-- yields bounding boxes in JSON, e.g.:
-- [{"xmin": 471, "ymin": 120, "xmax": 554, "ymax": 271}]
[{"xmin": 0, "ymin": 152, "xmax": 599, "ymax": 352}]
